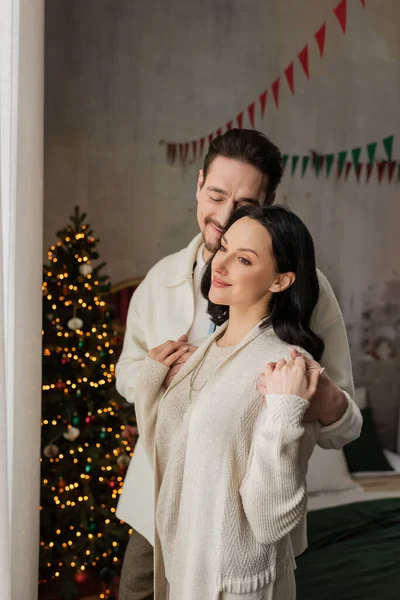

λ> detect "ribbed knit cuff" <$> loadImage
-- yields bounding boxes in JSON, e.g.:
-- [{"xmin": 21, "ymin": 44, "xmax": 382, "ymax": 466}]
[
  {"xmin": 265, "ymin": 394, "xmax": 309, "ymax": 427},
  {"xmin": 136, "ymin": 355, "xmax": 170, "ymax": 398}
]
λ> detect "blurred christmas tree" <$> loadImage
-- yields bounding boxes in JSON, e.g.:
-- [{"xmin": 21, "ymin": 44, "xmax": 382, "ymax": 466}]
[{"xmin": 40, "ymin": 207, "xmax": 137, "ymax": 600}]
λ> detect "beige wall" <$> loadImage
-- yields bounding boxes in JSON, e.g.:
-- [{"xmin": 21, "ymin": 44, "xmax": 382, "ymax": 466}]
[{"xmin": 44, "ymin": 0, "xmax": 400, "ymax": 447}]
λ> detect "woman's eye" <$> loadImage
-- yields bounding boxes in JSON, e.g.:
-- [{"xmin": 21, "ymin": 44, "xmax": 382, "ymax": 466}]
[
  {"xmin": 219, "ymin": 245, "xmax": 227, "ymax": 253},
  {"xmin": 239, "ymin": 257, "xmax": 251, "ymax": 266}
]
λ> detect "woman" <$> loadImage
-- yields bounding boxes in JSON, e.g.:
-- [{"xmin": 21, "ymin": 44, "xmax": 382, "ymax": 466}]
[{"xmin": 134, "ymin": 205, "xmax": 325, "ymax": 600}]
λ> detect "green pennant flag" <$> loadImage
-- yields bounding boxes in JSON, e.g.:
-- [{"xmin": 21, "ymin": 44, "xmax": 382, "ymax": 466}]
[
  {"xmin": 351, "ymin": 147, "xmax": 361, "ymax": 168},
  {"xmin": 291, "ymin": 155, "xmax": 299, "ymax": 176},
  {"xmin": 282, "ymin": 154, "xmax": 289, "ymax": 170},
  {"xmin": 314, "ymin": 155, "xmax": 323, "ymax": 177},
  {"xmin": 367, "ymin": 142, "xmax": 377, "ymax": 165},
  {"xmin": 338, "ymin": 150, "xmax": 347, "ymax": 176},
  {"xmin": 326, "ymin": 154, "xmax": 334, "ymax": 177},
  {"xmin": 383, "ymin": 136, "xmax": 394, "ymax": 161},
  {"xmin": 301, "ymin": 156, "xmax": 310, "ymax": 177}
]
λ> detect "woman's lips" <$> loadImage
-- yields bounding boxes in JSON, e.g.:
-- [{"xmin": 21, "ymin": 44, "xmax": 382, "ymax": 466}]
[{"xmin": 212, "ymin": 278, "xmax": 231, "ymax": 288}]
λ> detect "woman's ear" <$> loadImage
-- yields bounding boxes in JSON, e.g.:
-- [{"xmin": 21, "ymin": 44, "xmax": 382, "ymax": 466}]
[{"xmin": 269, "ymin": 272, "xmax": 296, "ymax": 293}]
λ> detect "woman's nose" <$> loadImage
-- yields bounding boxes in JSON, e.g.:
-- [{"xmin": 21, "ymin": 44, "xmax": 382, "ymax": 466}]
[{"xmin": 214, "ymin": 256, "xmax": 229, "ymax": 275}]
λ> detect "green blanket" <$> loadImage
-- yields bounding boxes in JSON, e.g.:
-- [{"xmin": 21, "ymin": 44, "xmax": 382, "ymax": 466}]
[{"xmin": 296, "ymin": 498, "xmax": 400, "ymax": 600}]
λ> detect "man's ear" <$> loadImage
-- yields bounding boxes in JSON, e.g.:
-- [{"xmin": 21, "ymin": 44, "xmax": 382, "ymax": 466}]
[
  {"xmin": 269, "ymin": 272, "xmax": 296, "ymax": 293},
  {"xmin": 197, "ymin": 169, "xmax": 204, "ymax": 192}
]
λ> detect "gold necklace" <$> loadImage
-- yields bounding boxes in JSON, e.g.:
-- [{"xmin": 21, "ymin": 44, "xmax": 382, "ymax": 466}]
[{"xmin": 188, "ymin": 337, "xmax": 236, "ymax": 401}]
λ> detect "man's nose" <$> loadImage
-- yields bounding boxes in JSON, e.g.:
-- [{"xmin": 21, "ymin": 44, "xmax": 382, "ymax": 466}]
[{"xmin": 218, "ymin": 201, "xmax": 236, "ymax": 227}]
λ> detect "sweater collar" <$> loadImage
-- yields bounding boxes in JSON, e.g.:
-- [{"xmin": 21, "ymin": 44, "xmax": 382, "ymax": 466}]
[
  {"xmin": 166, "ymin": 319, "xmax": 272, "ymax": 395},
  {"xmin": 161, "ymin": 233, "xmax": 204, "ymax": 288}
]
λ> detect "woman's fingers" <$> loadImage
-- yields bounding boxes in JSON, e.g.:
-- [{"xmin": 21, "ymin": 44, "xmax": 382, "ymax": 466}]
[
  {"xmin": 163, "ymin": 345, "xmax": 189, "ymax": 367},
  {"xmin": 275, "ymin": 358, "xmax": 287, "ymax": 370},
  {"xmin": 307, "ymin": 367, "xmax": 321, "ymax": 399},
  {"xmin": 264, "ymin": 362, "xmax": 276, "ymax": 376}
]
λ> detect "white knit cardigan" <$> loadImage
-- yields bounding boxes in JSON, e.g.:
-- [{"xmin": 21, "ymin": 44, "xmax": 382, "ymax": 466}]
[{"xmin": 135, "ymin": 322, "xmax": 321, "ymax": 600}]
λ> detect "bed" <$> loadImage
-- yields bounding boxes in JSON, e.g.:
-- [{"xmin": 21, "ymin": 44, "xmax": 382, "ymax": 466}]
[{"xmin": 296, "ymin": 449, "xmax": 400, "ymax": 600}]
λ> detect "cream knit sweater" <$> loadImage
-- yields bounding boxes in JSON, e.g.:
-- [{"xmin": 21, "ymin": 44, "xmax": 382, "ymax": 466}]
[{"xmin": 135, "ymin": 322, "xmax": 321, "ymax": 600}]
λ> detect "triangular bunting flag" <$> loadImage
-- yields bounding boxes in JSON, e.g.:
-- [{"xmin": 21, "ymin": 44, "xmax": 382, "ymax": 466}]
[
  {"xmin": 208, "ymin": 133, "xmax": 214, "ymax": 147},
  {"xmin": 377, "ymin": 161, "xmax": 386, "ymax": 183},
  {"xmin": 199, "ymin": 138, "xmax": 205, "ymax": 156},
  {"xmin": 398, "ymin": 164, "xmax": 400, "ymax": 181},
  {"xmin": 183, "ymin": 143, "xmax": 190, "ymax": 164},
  {"xmin": 301, "ymin": 156, "xmax": 310, "ymax": 177},
  {"xmin": 259, "ymin": 90, "xmax": 268, "ymax": 119},
  {"xmin": 388, "ymin": 161, "xmax": 397, "ymax": 182},
  {"xmin": 191, "ymin": 141, "xmax": 197, "ymax": 162},
  {"xmin": 326, "ymin": 154, "xmax": 335, "ymax": 177},
  {"xmin": 282, "ymin": 154, "xmax": 289, "ymax": 170},
  {"xmin": 179, "ymin": 143, "xmax": 184, "ymax": 163},
  {"xmin": 314, "ymin": 22, "xmax": 326, "ymax": 57},
  {"xmin": 247, "ymin": 102, "xmax": 255, "ymax": 128},
  {"xmin": 167, "ymin": 143, "xmax": 177, "ymax": 164},
  {"xmin": 367, "ymin": 141, "xmax": 377, "ymax": 165},
  {"xmin": 366, "ymin": 163, "xmax": 373, "ymax": 182},
  {"xmin": 355, "ymin": 164, "xmax": 363, "ymax": 182},
  {"xmin": 360, "ymin": 0, "xmax": 366, "ymax": 6},
  {"xmin": 314, "ymin": 155, "xmax": 325, "ymax": 177},
  {"xmin": 344, "ymin": 162, "xmax": 352, "ymax": 180},
  {"xmin": 236, "ymin": 112, "xmax": 244, "ymax": 128},
  {"xmin": 298, "ymin": 44, "xmax": 310, "ymax": 79},
  {"xmin": 216, "ymin": 128, "xmax": 223, "ymax": 137},
  {"xmin": 338, "ymin": 150, "xmax": 347, "ymax": 176},
  {"xmin": 226, "ymin": 121, "xmax": 233, "ymax": 131},
  {"xmin": 272, "ymin": 78, "xmax": 280, "ymax": 108},
  {"xmin": 284, "ymin": 62, "xmax": 295, "ymax": 95},
  {"xmin": 334, "ymin": 0, "xmax": 347, "ymax": 34},
  {"xmin": 351, "ymin": 147, "xmax": 362, "ymax": 168},
  {"xmin": 291, "ymin": 155, "xmax": 299, "ymax": 176},
  {"xmin": 383, "ymin": 135, "xmax": 394, "ymax": 161}
]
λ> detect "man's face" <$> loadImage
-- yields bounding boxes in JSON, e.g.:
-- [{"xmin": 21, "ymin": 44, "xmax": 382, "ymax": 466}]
[{"xmin": 196, "ymin": 156, "xmax": 269, "ymax": 256}]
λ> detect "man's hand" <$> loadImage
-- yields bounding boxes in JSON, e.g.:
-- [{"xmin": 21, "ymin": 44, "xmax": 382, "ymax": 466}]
[
  {"xmin": 257, "ymin": 348, "xmax": 348, "ymax": 425},
  {"xmin": 162, "ymin": 335, "xmax": 199, "ymax": 389}
]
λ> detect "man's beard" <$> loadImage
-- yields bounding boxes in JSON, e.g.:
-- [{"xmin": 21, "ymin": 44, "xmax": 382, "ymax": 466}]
[{"xmin": 203, "ymin": 218, "xmax": 224, "ymax": 254}]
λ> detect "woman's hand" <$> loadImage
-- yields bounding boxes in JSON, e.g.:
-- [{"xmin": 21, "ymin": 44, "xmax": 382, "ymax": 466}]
[
  {"xmin": 148, "ymin": 337, "xmax": 189, "ymax": 367},
  {"xmin": 263, "ymin": 355, "xmax": 321, "ymax": 402}
]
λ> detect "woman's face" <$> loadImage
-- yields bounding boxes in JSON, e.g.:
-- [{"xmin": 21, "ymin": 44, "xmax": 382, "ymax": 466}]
[{"xmin": 209, "ymin": 217, "xmax": 292, "ymax": 313}]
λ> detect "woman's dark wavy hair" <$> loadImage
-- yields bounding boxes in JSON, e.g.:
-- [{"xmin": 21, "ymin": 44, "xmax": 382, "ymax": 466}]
[{"xmin": 200, "ymin": 204, "xmax": 325, "ymax": 361}]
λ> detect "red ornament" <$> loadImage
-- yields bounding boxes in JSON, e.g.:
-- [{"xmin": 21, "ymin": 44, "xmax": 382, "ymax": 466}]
[
  {"xmin": 63, "ymin": 285, "xmax": 69, "ymax": 295},
  {"xmin": 58, "ymin": 479, "xmax": 66, "ymax": 488},
  {"xmin": 74, "ymin": 570, "xmax": 89, "ymax": 585},
  {"xmin": 85, "ymin": 416, "xmax": 91, "ymax": 424},
  {"xmin": 109, "ymin": 481, "xmax": 116, "ymax": 488},
  {"xmin": 55, "ymin": 381, "xmax": 65, "ymax": 390}
]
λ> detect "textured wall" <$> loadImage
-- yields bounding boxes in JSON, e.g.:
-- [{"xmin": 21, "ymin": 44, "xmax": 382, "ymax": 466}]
[{"xmin": 44, "ymin": 0, "xmax": 400, "ymax": 448}]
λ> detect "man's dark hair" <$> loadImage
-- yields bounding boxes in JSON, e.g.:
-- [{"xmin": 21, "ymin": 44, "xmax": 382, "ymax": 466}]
[
  {"xmin": 201, "ymin": 204, "xmax": 324, "ymax": 361},
  {"xmin": 202, "ymin": 129, "xmax": 283, "ymax": 205}
]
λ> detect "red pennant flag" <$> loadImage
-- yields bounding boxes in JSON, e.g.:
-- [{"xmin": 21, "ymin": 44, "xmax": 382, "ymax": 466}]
[
  {"xmin": 199, "ymin": 138, "xmax": 205, "ymax": 156},
  {"xmin": 183, "ymin": 143, "xmax": 189, "ymax": 164},
  {"xmin": 259, "ymin": 90, "xmax": 267, "ymax": 119},
  {"xmin": 334, "ymin": 0, "xmax": 347, "ymax": 34},
  {"xmin": 247, "ymin": 102, "xmax": 255, "ymax": 128},
  {"xmin": 365, "ymin": 163, "xmax": 373, "ymax": 182},
  {"xmin": 355, "ymin": 164, "xmax": 363, "ymax": 182},
  {"xmin": 272, "ymin": 78, "xmax": 280, "ymax": 108},
  {"xmin": 360, "ymin": 0, "xmax": 366, "ymax": 6},
  {"xmin": 236, "ymin": 112, "xmax": 244, "ymax": 128},
  {"xmin": 226, "ymin": 121, "xmax": 233, "ymax": 131},
  {"xmin": 297, "ymin": 44, "xmax": 310, "ymax": 79},
  {"xmin": 167, "ymin": 143, "xmax": 177, "ymax": 164},
  {"xmin": 208, "ymin": 133, "xmax": 214, "ymax": 147},
  {"xmin": 344, "ymin": 162, "xmax": 352, "ymax": 180},
  {"xmin": 191, "ymin": 141, "xmax": 197, "ymax": 161},
  {"xmin": 284, "ymin": 62, "xmax": 295, "ymax": 95},
  {"xmin": 377, "ymin": 161, "xmax": 386, "ymax": 183},
  {"xmin": 314, "ymin": 22, "xmax": 326, "ymax": 57},
  {"xmin": 216, "ymin": 128, "xmax": 223, "ymax": 137},
  {"xmin": 179, "ymin": 143, "xmax": 184, "ymax": 163},
  {"xmin": 388, "ymin": 161, "xmax": 397, "ymax": 182}
]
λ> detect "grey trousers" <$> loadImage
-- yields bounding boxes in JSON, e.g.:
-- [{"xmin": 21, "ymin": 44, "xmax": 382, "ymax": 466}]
[{"xmin": 119, "ymin": 530, "xmax": 154, "ymax": 600}]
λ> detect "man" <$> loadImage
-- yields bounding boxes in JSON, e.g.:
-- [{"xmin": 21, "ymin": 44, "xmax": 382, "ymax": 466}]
[{"xmin": 116, "ymin": 129, "xmax": 362, "ymax": 599}]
